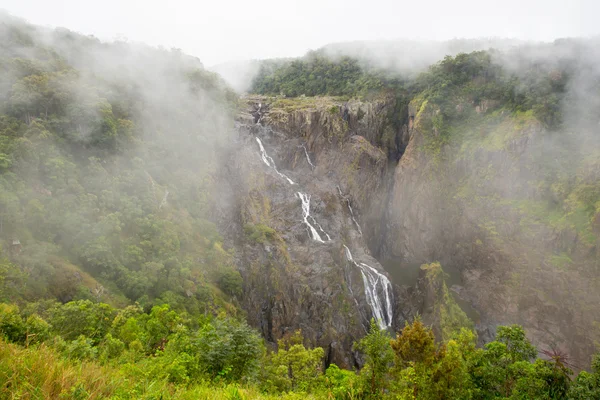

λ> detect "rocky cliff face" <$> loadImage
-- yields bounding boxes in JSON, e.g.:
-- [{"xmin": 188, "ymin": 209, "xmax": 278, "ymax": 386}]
[
  {"xmin": 385, "ymin": 98, "xmax": 600, "ymax": 366},
  {"xmin": 221, "ymin": 93, "xmax": 599, "ymax": 369},
  {"xmin": 218, "ymin": 96, "xmax": 410, "ymax": 367}
]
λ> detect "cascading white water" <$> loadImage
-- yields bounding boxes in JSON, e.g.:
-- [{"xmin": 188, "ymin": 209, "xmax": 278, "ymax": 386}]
[
  {"xmin": 337, "ymin": 186, "xmax": 363, "ymax": 236},
  {"xmin": 254, "ymin": 136, "xmax": 330, "ymax": 242},
  {"xmin": 252, "ymin": 129, "xmax": 391, "ymax": 329},
  {"xmin": 256, "ymin": 103, "xmax": 263, "ymax": 125},
  {"xmin": 300, "ymin": 144, "xmax": 316, "ymax": 169},
  {"xmin": 357, "ymin": 262, "xmax": 393, "ymax": 329},
  {"xmin": 346, "ymin": 200, "xmax": 363, "ymax": 236},
  {"xmin": 344, "ymin": 244, "xmax": 353, "ymax": 261},
  {"xmin": 309, "ymin": 216, "xmax": 332, "ymax": 241},
  {"xmin": 298, "ymin": 192, "xmax": 330, "ymax": 243},
  {"xmin": 343, "ymin": 245, "xmax": 393, "ymax": 329},
  {"xmin": 255, "ymin": 137, "xmax": 295, "ymax": 185}
]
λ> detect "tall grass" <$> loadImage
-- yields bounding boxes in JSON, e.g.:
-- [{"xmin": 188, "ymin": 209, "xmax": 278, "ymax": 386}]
[{"xmin": 0, "ymin": 339, "xmax": 326, "ymax": 399}]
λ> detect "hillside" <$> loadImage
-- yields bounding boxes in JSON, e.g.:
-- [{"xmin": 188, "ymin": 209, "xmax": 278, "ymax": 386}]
[
  {"xmin": 0, "ymin": 13, "xmax": 240, "ymax": 313},
  {"xmin": 1, "ymin": 12, "xmax": 600, "ymax": 400},
  {"xmin": 249, "ymin": 41, "xmax": 600, "ymax": 368}
]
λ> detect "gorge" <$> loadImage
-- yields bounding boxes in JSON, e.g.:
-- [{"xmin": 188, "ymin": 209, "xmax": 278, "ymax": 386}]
[{"xmin": 1, "ymin": 11, "xmax": 600, "ymax": 398}]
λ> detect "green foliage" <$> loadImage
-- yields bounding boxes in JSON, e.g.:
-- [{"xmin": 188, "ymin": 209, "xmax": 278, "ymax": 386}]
[
  {"xmin": 495, "ymin": 325, "xmax": 537, "ymax": 362},
  {"xmin": 0, "ymin": 303, "xmax": 26, "ymax": 343},
  {"xmin": 1, "ymin": 299, "xmax": 599, "ymax": 399},
  {"xmin": 262, "ymin": 330, "xmax": 325, "ymax": 393},
  {"xmin": 63, "ymin": 334, "xmax": 98, "ymax": 360},
  {"xmin": 244, "ymin": 223, "xmax": 277, "ymax": 243},
  {"xmin": 0, "ymin": 15, "xmax": 240, "ymax": 316},
  {"xmin": 353, "ymin": 319, "xmax": 393, "ymax": 397},
  {"xmin": 390, "ymin": 319, "xmax": 566, "ymax": 399},
  {"xmin": 469, "ymin": 325, "xmax": 549, "ymax": 398},
  {"xmin": 391, "ymin": 318, "xmax": 437, "ymax": 367},
  {"xmin": 414, "ymin": 50, "xmax": 567, "ymax": 131},
  {"xmin": 324, "ymin": 364, "xmax": 360, "ymax": 399},
  {"xmin": 24, "ymin": 313, "xmax": 51, "ymax": 345},
  {"xmin": 0, "ymin": 337, "xmax": 325, "ymax": 400},
  {"xmin": 99, "ymin": 333, "xmax": 125, "ymax": 362},
  {"xmin": 570, "ymin": 354, "xmax": 600, "ymax": 399},
  {"xmin": 194, "ymin": 315, "xmax": 263, "ymax": 382},
  {"xmin": 251, "ymin": 51, "xmax": 386, "ymax": 98},
  {"xmin": 217, "ymin": 269, "xmax": 244, "ymax": 297},
  {"xmin": 421, "ymin": 262, "xmax": 474, "ymax": 341},
  {"xmin": 48, "ymin": 300, "xmax": 115, "ymax": 343}
]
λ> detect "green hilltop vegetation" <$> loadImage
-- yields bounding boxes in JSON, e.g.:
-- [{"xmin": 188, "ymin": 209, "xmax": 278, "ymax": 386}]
[
  {"xmin": 251, "ymin": 50, "xmax": 399, "ymax": 99},
  {"xmin": 1, "ymin": 12, "xmax": 600, "ymax": 400},
  {"xmin": 251, "ymin": 47, "xmax": 571, "ymax": 130}
]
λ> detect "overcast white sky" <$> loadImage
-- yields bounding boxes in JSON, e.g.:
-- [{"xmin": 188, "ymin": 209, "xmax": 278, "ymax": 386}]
[{"xmin": 0, "ymin": 0, "xmax": 598, "ymax": 66}]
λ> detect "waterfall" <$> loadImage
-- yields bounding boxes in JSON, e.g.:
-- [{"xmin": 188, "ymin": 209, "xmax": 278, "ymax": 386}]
[
  {"xmin": 346, "ymin": 200, "xmax": 363, "ymax": 236},
  {"xmin": 251, "ymin": 127, "xmax": 391, "ymax": 329},
  {"xmin": 344, "ymin": 244, "xmax": 353, "ymax": 261},
  {"xmin": 343, "ymin": 245, "xmax": 393, "ymax": 329},
  {"xmin": 309, "ymin": 215, "xmax": 332, "ymax": 241},
  {"xmin": 298, "ymin": 192, "xmax": 330, "ymax": 243},
  {"xmin": 254, "ymin": 135, "xmax": 331, "ymax": 243},
  {"xmin": 300, "ymin": 144, "xmax": 316, "ymax": 169},
  {"xmin": 256, "ymin": 137, "xmax": 275, "ymax": 167},
  {"xmin": 357, "ymin": 262, "xmax": 393, "ymax": 329},
  {"xmin": 337, "ymin": 186, "xmax": 363, "ymax": 236},
  {"xmin": 255, "ymin": 137, "xmax": 295, "ymax": 185},
  {"xmin": 256, "ymin": 103, "xmax": 263, "ymax": 125},
  {"xmin": 158, "ymin": 190, "xmax": 169, "ymax": 210}
]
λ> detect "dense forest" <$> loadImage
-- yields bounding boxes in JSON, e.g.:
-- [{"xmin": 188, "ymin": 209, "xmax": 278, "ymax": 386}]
[
  {"xmin": 0, "ymin": 13, "xmax": 240, "ymax": 314},
  {"xmin": 250, "ymin": 50, "xmax": 394, "ymax": 98},
  {"xmin": 2, "ymin": 12, "xmax": 600, "ymax": 399},
  {"xmin": 251, "ymin": 46, "xmax": 575, "ymax": 130},
  {"xmin": 2, "ymin": 298, "xmax": 600, "ymax": 399}
]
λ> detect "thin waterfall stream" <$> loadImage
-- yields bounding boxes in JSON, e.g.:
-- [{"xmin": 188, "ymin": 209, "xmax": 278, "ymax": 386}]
[
  {"xmin": 256, "ymin": 137, "xmax": 295, "ymax": 185},
  {"xmin": 300, "ymin": 144, "xmax": 316, "ymax": 169},
  {"xmin": 254, "ymin": 135, "xmax": 330, "ymax": 241},
  {"xmin": 252, "ymin": 129, "xmax": 392, "ymax": 329},
  {"xmin": 337, "ymin": 186, "xmax": 363, "ymax": 236},
  {"xmin": 298, "ymin": 192, "xmax": 330, "ymax": 243}
]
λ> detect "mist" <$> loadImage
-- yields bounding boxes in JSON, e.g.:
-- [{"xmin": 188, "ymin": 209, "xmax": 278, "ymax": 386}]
[
  {"xmin": 0, "ymin": 11, "xmax": 241, "ymax": 310},
  {"xmin": 2, "ymin": 2, "xmax": 600, "ymax": 390}
]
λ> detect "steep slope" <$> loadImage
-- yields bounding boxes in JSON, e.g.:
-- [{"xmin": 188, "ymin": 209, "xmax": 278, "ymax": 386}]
[
  {"xmin": 245, "ymin": 43, "xmax": 600, "ymax": 368},
  {"xmin": 3, "ymin": 11, "xmax": 600, "ymax": 371},
  {"xmin": 383, "ymin": 47, "xmax": 600, "ymax": 366},
  {"xmin": 220, "ymin": 97, "xmax": 406, "ymax": 367},
  {"xmin": 386, "ymin": 96, "xmax": 600, "ymax": 365},
  {"xmin": 0, "ymin": 14, "xmax": 242, "ymax": 314}
]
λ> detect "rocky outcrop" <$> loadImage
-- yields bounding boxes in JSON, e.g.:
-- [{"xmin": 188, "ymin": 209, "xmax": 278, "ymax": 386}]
[
  {"xmin": 226, "ymin": 93, "xmax": 600, "ymax": 370},
  {"xmin": 384, "ymin": 98, "xmax": 600, "ymax": 367},
  {"xmin": 221, "ymin": 97, "xmax": 410, "ymax": 367},
  {"xmin": 259, "ymin": 96, "xmax": 405, "ymax": 256}
]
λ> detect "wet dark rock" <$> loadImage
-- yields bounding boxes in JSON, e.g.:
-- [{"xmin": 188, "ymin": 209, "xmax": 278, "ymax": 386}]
[
  {"xmin": 226, "ymin": 94, "xmax": 599, "ymax": 369},
  {"xmin": 222, "ymin": 97, "xmax": 405, "ymax": 367}
]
